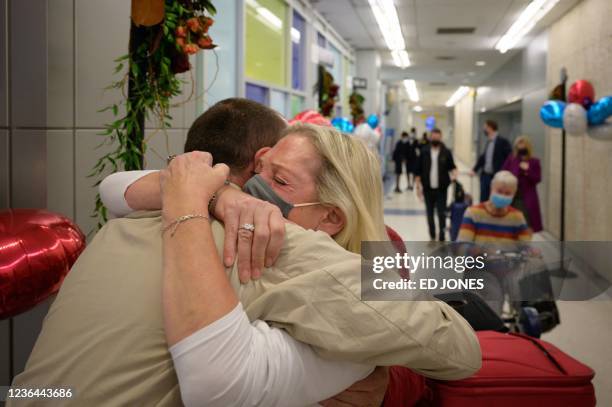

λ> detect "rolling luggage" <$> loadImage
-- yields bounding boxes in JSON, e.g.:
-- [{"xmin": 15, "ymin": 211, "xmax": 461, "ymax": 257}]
[
  {"xmin": 449, "ymin": 180, "xmax": 472, "ymax": 241},
  {"xmin": 429, "ymin": 331, "xmax": 596, "ymax": 407},
  {"xmin": 449, "ymin": 202, "xmax": 469, "ymax": 241},
  {"xmin": 435, "ymin": 291, "xmax": 508, "ymax": 333}
]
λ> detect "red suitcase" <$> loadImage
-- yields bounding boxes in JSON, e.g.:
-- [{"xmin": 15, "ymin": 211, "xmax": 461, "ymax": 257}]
[{"xmin": 429, "ymin": 331, "xmax": 596, "ymax": 407}]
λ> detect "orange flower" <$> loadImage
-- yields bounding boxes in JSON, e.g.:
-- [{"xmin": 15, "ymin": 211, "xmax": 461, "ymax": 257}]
[
  {"xmin": 197, "ymin": 35, "xmax": 215, "ymax": 49},
  {"xmin": 186, "ymin": 17, "xmax": 201, "ymax": 33},
  {"xmin": 175, "ymin": 25, "xmax": 187, "ymax": 38},
  {"xmin": 200, "ymin": 16, "xmax": 214, "ymax": 32},
  {"xmin": 182, "ymin": 43, "xmax": 199, "ymax": 55}
]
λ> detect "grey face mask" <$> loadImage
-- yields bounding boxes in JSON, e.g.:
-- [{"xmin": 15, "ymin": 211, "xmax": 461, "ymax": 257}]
[{"xmin": 243, "ymin": 174, "xmax": 321, "ymax": 218}]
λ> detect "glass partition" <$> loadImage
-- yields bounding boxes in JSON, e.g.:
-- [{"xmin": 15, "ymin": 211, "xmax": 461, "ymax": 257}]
[{"xmin": 245, "ymin": 0, "xmax": 288, "ymax": 87}]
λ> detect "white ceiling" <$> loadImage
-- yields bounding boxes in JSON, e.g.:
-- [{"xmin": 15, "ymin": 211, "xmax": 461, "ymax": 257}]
[{"xmin": 310, "ymin": 0, "xmax": 581, "ymax": 108}]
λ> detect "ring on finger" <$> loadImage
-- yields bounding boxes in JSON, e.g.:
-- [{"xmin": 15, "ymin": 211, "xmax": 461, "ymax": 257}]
[{"xmin": 239, "ymin": 223, "xmax": 255, "ymax": 232}]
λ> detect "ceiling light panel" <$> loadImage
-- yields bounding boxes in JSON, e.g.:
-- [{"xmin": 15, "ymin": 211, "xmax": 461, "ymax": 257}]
[
  {"xmin": 445, "ymin": 86, "xmax": 470, "ymax": 107},
  {"xmin": 496, "ymin": 0, "xmax": 560, "ymax": 53},
  {"xmin": 403, "ymin": 79, "xmax": 420, "ymax": 102}
]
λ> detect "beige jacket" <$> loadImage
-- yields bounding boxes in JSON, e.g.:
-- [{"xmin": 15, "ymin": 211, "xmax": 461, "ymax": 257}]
[{"xmin": 10, "ymin": 211, "xmax": 480, "ymax": 406}]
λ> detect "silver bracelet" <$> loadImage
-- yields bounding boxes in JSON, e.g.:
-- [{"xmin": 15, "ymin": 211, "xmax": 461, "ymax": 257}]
[{"xmin": 162, "ymin": 214, "xmax": 210, "ymax": 237}]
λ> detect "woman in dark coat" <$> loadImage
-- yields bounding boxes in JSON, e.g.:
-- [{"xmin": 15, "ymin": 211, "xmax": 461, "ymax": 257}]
[{"xmin": 502, "ymin": 136, "xmax": 543, "ymax": 232}]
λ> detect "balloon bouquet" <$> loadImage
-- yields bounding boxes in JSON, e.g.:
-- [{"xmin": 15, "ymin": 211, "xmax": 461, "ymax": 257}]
[
  {"xmin": 331, "ymin": 117, "xmax": 355, "ymax": 133},
  {"xmin": 540, "ymin": 79, "xmax": 612, "ymax": 139},
  {"xmin": 330, "ymin": 113, "xmax": 378, "ymax": 134},
  {"xmin": 291, "ymin": 110, "xmax": 380, "ymax": 135}
]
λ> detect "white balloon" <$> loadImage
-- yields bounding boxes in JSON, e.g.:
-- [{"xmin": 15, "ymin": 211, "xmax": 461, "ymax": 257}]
[
  {"xmin": 588, "ymin": 120, "xmax": 612, "ymax": 140},
  {"xmin": 563, "ymin": 103, "xmax": 588, "ymax": 135}
]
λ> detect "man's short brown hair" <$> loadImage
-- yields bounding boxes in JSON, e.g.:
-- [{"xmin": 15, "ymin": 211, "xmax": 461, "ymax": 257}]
[
  {"xmin": 184, "ymin": 98, "xmax": 287, "ymax": 173},
  {"xmin": 485, "ymin": 120, "xmax": 498, "ymax": 131}
]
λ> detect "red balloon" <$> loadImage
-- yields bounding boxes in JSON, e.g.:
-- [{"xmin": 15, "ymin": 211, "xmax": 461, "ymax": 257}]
[
  {"xmin": 289, "ymin": 110, "xmax": 332, "ymax": 127},
  {"xmin": 568, "ymin": 80, "xmax": 595, "ymax": 108},
  {"xmin": 0, "ymin": 209, "xmax": 85, "ymax": 319}
]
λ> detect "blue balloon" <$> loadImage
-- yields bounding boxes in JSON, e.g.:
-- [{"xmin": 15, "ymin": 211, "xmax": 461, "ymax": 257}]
[
  {"xmin": 331, "ymin": 117, "xmax": 354, "ymax": 133},
  {"xmin": 587, "ymin": 96, "xmax": 612, "ymax": 125},
  {"xmin": 540, "ymin": 101, "xmax": 566, "ymax": 128},
  {"xmin": 366, "ymin": 114, "xmax": 379, "ymax": 129},
  {"xmin": 425, "ymin": 116, "xmax": 436, "ymax": 131}
]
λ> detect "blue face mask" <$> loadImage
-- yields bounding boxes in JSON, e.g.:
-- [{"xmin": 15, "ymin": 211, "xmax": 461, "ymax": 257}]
[
  {"xmin": 490, "ymin": 193, "xmax": 513, "ymax": 209},
  {"xmin": 243, "ymin": 174, "xmax": 321, "ymax": 218}
]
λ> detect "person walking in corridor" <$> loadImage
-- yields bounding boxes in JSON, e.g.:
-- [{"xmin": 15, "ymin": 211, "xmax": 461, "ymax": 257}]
[
  {"xmin": 392, "ymin": 131, "xmax": 411, "ymax": 192},
  {"xmin": 502, "ymin": 136, "xmax": 543, "ymax": 232},
  {"xmin": 406, "ymin": 127, "xmax": 419, "ymax": 189},
  {"xmin": 471, "ymin": 120, "xmax": 512, "ymax": 202},
  {"xmin": 415, "ymin": 128, "xmax": 457, "ymax": 241}
]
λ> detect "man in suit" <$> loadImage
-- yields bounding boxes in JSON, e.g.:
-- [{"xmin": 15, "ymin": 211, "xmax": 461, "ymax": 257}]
[
  {"xmin": 415, "ymin": 128, "xmax": 458, "ymax": 241},
  {"xmin": 471, "ymin": 120, "xmax": 512, "ymax": 202}
]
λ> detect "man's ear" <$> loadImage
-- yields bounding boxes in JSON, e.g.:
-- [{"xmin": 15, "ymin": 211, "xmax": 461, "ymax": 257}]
[
  {"xmin": 253, "ymin": 147, "xmax": 272, "ymax": 172},
  {"xmin": 317, "ymin": 206, "xmax": 346, "ymax": 237}
]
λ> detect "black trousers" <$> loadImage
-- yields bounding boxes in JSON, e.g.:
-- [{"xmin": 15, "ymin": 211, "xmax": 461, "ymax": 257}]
[
  {"xmin": 480, "ymin": 173, "xmax": 493, "ymax": 202},
  {"xmin": 424, "ymin": 187, "xmax": 448, "ymax": 239}
]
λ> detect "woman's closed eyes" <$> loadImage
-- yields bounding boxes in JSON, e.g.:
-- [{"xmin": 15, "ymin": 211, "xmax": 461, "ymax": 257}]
[{"xmin": 273, "ymin": 176, "xmax": 288, "ymax": 186}]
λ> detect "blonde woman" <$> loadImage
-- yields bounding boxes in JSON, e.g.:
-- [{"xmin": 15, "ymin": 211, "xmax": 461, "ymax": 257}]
[{"xmin": 501, "ymin": 135, "xmax": 543, "ymax": 232}]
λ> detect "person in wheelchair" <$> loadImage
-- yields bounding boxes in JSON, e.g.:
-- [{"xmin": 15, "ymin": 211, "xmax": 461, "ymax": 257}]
[
  {"xmin": 455, "ymin": 171, "xmax": 532, "ymax": 315},
  {"xmin": 457, "ymin": 170, "xmax": 531, "ymax": 244}
]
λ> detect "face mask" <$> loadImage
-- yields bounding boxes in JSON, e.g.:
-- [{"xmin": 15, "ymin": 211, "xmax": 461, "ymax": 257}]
[
  {"xmin": 518, "ymin": 148, "xmax": 529, "ymax": 156},
  {"xmin": 401, "ymin": 138, "xmax": 409, "ymax": 143},
  {"xmin": 490, "ymin": 193, "xmax": 513, "ymax": 209},
  {"xmin": 243, "ymin": 174, "xmax": 321, "ymax": 217},
  {"xmin": 431, "ymin": 140, "xmax": 441, "ymax": 147}
]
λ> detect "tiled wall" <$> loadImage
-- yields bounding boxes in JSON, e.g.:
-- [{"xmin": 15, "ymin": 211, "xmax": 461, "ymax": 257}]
[
  {"xmin": 0, "ymin": 0, "xmax": 197, "ymax": 384},
  {"xmin": 545, "ymin": 0, "xmax": 612, "ymax": 241}
]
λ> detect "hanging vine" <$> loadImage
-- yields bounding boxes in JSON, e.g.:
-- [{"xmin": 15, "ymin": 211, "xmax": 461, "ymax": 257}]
[{"xmin": 90, "ymin": 0, "xmax": 216, "ymax": 230}]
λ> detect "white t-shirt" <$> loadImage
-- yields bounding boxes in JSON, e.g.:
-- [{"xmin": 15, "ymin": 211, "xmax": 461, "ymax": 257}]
[
  {"xmin": 98, "ymin": 170, "xmax": 373, "ymax": 406},
  {"xmin": 171, "ymin": 303, "xmax": 372, "ymax": 407},
  {"xmin": 430, "ymin": 147, "xmax": 440, "ymax": 189}
]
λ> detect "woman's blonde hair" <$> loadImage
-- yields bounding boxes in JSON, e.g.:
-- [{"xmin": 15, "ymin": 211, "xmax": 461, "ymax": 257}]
[
  {"xmin": 282, "ymin": 123, "xmax": 388, "ymax": 254},
  {"xmin": 513, "ymin": 135, "xmax": 533, "ymax": 158}
]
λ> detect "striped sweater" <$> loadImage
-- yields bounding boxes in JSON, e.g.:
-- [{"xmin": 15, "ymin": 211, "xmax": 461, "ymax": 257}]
[{"xmin": 458, "ymin": 203, "xmax": 531, "ymax": 243}]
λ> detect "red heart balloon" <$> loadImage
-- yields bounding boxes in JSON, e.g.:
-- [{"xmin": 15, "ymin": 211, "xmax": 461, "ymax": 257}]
[
  {"xmin": 0, "ymin": 209, "xmax": 86, "ymax": 319},
  {"xmin": 568, "ymin": 80, "xmax": 595, "ymax": 108}
]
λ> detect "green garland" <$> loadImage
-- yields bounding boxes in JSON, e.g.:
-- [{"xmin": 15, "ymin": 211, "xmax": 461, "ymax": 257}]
[
  {"xmin": 90, "ymin": 0, "xmax": 216, "ymax": 230},
  {"xmin": 349, "ymin": 91, "xmax": 365, "ymax": 124}
]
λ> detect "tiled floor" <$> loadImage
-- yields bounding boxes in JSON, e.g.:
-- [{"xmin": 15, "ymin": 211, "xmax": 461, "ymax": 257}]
[{"xmin": 383, "ymin": 162, "xmax": 612, "ymax": 404}]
